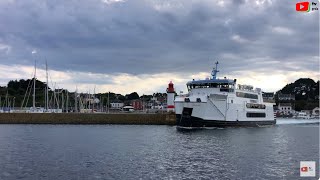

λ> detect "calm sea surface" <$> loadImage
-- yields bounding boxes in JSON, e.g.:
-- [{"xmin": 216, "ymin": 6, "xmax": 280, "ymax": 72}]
[{"xmin": 0, "ymin": 119, "xmax": 318, "ymax": 180}]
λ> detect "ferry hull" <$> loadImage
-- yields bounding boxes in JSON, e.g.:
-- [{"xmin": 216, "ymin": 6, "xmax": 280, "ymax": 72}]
[{"xmin": 176, "ymin": 114, "xmax": 276, "ymax": 128}]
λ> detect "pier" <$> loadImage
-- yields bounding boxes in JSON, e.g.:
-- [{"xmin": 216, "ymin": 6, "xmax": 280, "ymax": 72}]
[{"xmin": 0, "ymin": 113, "xmax": 176, "ymax": 125}]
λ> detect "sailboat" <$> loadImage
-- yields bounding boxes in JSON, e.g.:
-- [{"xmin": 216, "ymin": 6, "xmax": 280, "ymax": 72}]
[
  {"xmin": 21, "ymin": 60, "xmax": 63, "ymax": 113},
  {"xmin": 29, "ymin": 60, "xmax": 44, "ymax": 113}
]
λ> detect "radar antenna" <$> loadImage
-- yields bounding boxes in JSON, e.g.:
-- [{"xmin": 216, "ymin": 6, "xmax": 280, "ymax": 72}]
[{"xmin": 211, "ymin": 61, "xmax": 219, "ymax": 79}]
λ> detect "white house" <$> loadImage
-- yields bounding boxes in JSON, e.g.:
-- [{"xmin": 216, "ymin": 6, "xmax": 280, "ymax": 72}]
[
  {"xmin": 110, "ymin": 101, "xmax": 124, "ymax": 109},
  {"xmin": 278, "ymin": 103, "xmax": 294, "ymax": 115}
]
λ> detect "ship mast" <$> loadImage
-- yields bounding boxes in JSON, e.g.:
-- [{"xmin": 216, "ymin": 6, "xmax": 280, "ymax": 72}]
[{"xmin": 211, "ymin": 61, "xmax": 219, "ymax": 80}]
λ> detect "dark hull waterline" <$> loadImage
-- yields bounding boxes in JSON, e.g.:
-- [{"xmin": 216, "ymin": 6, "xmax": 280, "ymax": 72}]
[{"xmin": 176, "ymin": 114, "xmax": 276, "ymax": 129}]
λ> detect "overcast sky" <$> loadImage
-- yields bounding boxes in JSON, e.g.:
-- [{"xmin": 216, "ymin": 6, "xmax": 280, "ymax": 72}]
[{"xmin": 0, "ymin": 0, "xmax": 318, "ymax": 94}]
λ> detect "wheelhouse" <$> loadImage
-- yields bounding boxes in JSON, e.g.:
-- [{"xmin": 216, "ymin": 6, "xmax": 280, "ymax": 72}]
[
  {"xmin": 186, "ymin": 61, "xmax": 237, "ymax": 93},
  {"xmin": 186, "ymin": 79, "xmax": 236, "ymax": 92}
]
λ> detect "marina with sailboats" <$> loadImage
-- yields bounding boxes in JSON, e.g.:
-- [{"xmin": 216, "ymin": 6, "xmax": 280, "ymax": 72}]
[
  {"xmin": 2, "ymin": 61, "xmax": 112, "ymax": 114},
  {"xmin": 0, "ymin": 60, "xmax": 176, "ymax": 124}
]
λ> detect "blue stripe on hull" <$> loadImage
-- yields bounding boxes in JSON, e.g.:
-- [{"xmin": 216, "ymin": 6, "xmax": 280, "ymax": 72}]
[{"xmin": 176, "ymin": 114, "xmax": 276, "ymax": 128}]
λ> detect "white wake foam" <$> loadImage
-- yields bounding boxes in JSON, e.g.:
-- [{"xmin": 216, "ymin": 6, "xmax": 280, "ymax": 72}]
[{"xmin": 276, "ymin": 118, "xmax": 320, "ymax": 125}]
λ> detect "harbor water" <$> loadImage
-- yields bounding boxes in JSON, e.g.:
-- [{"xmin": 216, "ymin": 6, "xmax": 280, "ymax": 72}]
[{"xmin": 0, "ymin": 118, "xmax": 318, "ymax": 179}]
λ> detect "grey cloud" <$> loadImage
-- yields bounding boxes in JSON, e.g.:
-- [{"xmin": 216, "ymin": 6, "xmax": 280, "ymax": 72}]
[{"xmin": 0, "ymin": 0, "xmax": 318, "ymax": 78}]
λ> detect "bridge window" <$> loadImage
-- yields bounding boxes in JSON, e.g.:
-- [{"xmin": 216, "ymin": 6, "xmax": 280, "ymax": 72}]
[{"xmin": 188, "ymin": 83, "xmax": 235, "ymax": 91}]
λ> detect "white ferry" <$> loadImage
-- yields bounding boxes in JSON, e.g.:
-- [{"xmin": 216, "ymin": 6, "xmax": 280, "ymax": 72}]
[{"xmin": 175, "ymin": 62, "xmax": 276, "ymax": 128}]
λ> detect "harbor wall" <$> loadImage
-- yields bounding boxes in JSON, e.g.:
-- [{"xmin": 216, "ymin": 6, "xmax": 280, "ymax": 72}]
[{"xmin": 0, "ymin": 113, "xmax": 176, "ymax": 125}]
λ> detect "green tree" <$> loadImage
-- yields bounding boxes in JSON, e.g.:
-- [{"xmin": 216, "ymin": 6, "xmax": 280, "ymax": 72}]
[{"xmin": 125, "ymin": 92, "xmax": 139, "ymax": 100}]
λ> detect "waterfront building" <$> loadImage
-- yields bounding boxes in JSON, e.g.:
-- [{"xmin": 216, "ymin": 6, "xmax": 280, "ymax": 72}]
[
  {"xmin": 110, "ymin": 100, "xmax": 124, "ymax": 110},
  {"xmin": 278, "ymin": 93, "xmax": 295, "ymax": 101},
  {"xmin": 131, "ymin": 99, "xmax": 143, "ymax": 110},
  {"xmin": 278, "ymin": 103, "xmax": 293, "ymax": 115},
  {"xmin": 262, "ymin": 92, "xmax": 275, "ymax": 103}
]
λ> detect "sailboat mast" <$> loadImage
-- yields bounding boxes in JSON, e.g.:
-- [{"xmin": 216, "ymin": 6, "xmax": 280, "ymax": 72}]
[
  {"xmin": 5, "ymin": 91, "xmax": 8, "ymax": 109},
  {"xmin": 93, "ymin": 86, "xmax": 96, "ymax": 112},
  {"xmin": 75, "ymin": 87, "xmax": 78, "ymax": 113},
  {"xmin": 46, "ymin": 61, "xmax": 49, "ymax": 111},
  {"xmin": 66, "ymin": 91, "xmax": 69, "ymax": 113},
  {"xmin": 33, "ymin": 60, "xmax": 36, "ymax": 109},
  {"xmin": 108, "ymin": 91, "xmax": 110, "ymax": 114}
]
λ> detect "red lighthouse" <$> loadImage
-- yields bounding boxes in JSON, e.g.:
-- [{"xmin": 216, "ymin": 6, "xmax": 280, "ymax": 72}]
[{"xmin": 167, "ymin": 81, "xmax": 175, "ymax": 112}]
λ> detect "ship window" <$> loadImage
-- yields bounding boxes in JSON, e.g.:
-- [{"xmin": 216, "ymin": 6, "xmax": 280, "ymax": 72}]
[
  {"xmin": 246, "ymin": 113, "xmax": 266, "ymax": 118},
  {"xmin": 220, "ymin": 88, "xmax": 229, "ymax": 92},
  {"xmin": 185, "ymin": 98, "xmax": 190, "ymax": 102},
  {"xmin": 236, "ymin": 92, "xmax": 258, "ymax": 99},
  {"xmin": 231, "ymin": 100, "xmax": 233, "ymax": 103},
  {"xmin": 196, "ymin": 98, "xmax": 201, "ymax": 102},
  {"xmin": 209, "ymin": 83, "xmax": 218, "ymax": 88},
  {"xmin": 219, "ymin": 84, "xmax": 234, "ymax": 92},
  {"xmin": 246, "ymin": 103, "xmax": 266, "ymax": 109}
]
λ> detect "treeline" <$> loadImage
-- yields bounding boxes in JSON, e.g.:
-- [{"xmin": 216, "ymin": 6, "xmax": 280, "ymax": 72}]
[
  {"xmin": 0, "ymin": 79, "xmax": 167, "ymax": 108},
  {"xmin": 0, "ymin": 79, "xmax": 47, "ymax": 108}
]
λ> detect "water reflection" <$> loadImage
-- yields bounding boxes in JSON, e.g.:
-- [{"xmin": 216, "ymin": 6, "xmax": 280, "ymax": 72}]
[{"xmin": 0, "ymin": 124, "xmax": 318, "ymax": 179}]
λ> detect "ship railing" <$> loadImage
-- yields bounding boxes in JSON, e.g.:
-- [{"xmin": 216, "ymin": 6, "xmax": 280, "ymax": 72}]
[
  {"xmin": 177, "ymin": 94, "xmax": 189, "ymax": 97},
  {"xmin": 235, "ymin": 88, "xmax": 257, "ymax": 93}
]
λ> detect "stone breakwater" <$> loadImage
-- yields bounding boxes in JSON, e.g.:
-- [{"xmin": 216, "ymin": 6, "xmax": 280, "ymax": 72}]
[{"xmin": 0, "ymin": 113, "xmax": 176, "ymax": 125}]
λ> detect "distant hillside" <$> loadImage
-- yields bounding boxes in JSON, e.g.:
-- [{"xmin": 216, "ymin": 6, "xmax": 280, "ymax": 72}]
[
  {"xmin": 279, "ymin": 78, "xmax": 319, "ymax": 100},
  {"xmin": 276, "ymin": 78, "xmax": 319, "ymax": 111}
]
